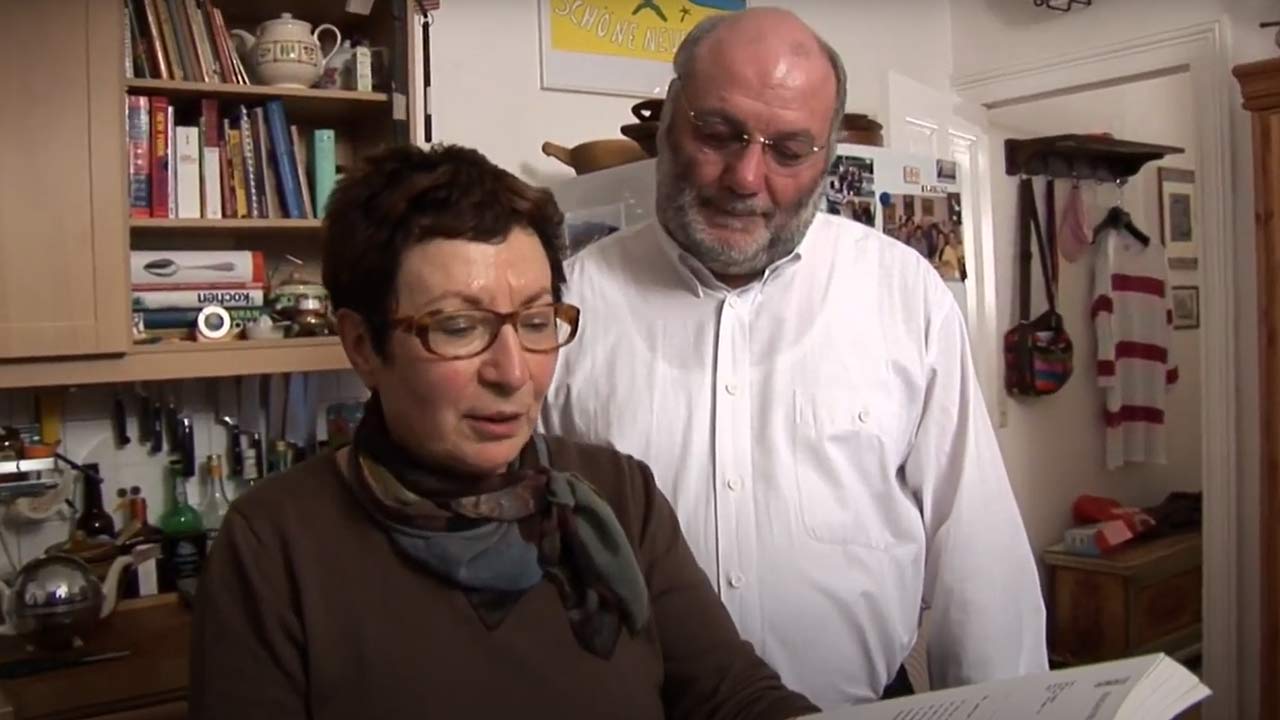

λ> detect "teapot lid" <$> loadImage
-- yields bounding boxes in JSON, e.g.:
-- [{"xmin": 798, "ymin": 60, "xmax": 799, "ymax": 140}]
[{"xmin": 261, "ymin": 12, "xmax": 311, "ymax": 30}]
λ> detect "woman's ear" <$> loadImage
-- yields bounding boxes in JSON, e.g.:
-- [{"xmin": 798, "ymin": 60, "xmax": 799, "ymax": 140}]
[{"xmin": 335, "ymin": 308, "xmax": 382, "ymax": 390}]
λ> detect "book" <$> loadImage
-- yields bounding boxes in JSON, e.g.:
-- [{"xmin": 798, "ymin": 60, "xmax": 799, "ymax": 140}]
[
  {"xmin": 131, "ymin": 250, "xmax": 265, "ymax": 286},
  {"xmin": 132, "ymin": 286, "xmax": 266, "ymax": 310},
  {"xmin": 166, "ymin": 0, "xmax": 199, "ymax": 81},
  {"xmin": 126, "ymin": 95, "xmax": 151, "ymax": 218},
  {"xmin": 123, "ymin": 4, "xmax": 133, "ymax": 77},
  {"xmin": 140, "ymin": 0, "xmax": 172, "ymax": 80},
  {"xmin": 125, "ymin": 0, "xmax": 153, "ymax": 79},
  {"xmin": 135, "ymin": 306, "xmax": 266, "ymax": 330},
  {"xmin": 149, "ymin": 96, "xmax": 169, "ymax": 218},
  {"xmin": 290, "ymin": 125, "xmax": 314, "ymax": 219},
  {"xmin": 174, "ymin": 126, "xmax": 201, "ymax": 219},
  {"xmin": 312, "ymin": 129, "xmax": 336, "ymax": 218},
  {"xmin": 199, "ymin": 99, "xmax": 222, "ymax": 219},
  {"xmin": 812, "ymin": 653, "xmax": 1208, "ymax": 720},
  {"xmin": 151, "ymin": 0, "xmax": 184, "ymax": 81},
  {"xmin": 227, "ymin": 127, "xmax": 248, "ymax": 218},
  {"xmin": 205, "ymin": 3, "xmax": 237, "ymax": 85},
  {"xmin": 238, "ymin": 106, "xmax": 262, "ymax": 219},
  {"xmin": 252, "ymin": 106, "xmax": 281, "ymax": 219},
  {"xmin": 264, "ymin": 100, "xmax": 305, "ymax": 219},
  {"xmin": 186, "ymin": 0, "xmax": 219, "ymax": 83},
  {"xmin": 166, "ymin": 103, "xmax": 176, "ymax": 218}
]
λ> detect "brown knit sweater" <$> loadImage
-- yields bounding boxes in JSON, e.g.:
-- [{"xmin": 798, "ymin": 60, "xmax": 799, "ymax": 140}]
[{"xmin": 189, "ymin": 437, "xmax": 819, "ymax": 720}]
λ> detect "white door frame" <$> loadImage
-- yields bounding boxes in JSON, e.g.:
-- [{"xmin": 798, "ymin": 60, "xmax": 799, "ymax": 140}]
[{"xmin": 953, "ymin": 20, "xmax": 1239, "ymax": 720}]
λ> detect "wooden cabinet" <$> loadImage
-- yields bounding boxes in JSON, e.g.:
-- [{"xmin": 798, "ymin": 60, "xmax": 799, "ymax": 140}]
[
  {"xmin": 0, "ymin": 1, "xmax": 427, "ymax": 388},
  {"xmin": 1233, "ymin": 56, "xmax": 1280, "ymax": 720},
  {"xmin": 0, "ymin": 0, "xmax": 130, "ymax": 360},
  {"xmin": 1043, "ymin": 533, "xmax": 1202, "ymax": 668}
]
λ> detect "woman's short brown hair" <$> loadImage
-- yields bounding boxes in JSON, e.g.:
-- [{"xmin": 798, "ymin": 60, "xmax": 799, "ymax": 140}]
[{"xmin": 322, "ymin": 144, "xmax": 566, "ymax": 357}]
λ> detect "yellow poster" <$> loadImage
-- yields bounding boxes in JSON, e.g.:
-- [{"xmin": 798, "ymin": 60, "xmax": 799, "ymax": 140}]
[{"xmin": 547, "ymin": 0, "xmax": 746, "ymax": 63}]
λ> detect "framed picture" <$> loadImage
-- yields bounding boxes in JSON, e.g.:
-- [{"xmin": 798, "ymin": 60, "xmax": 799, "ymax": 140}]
[
  {"xmin": 1170, "ymin": 285, "xmax": 1200, "ymax": 330},
  {"xmin": 1168, "ymin": 256, "xmax": 1199, "ymax": 272},
  {"xmin": 538, "ymin": 0, "xmax": 745, "ymax": 97},
  {"xmin": 1158, "ymin": 167, "xmax": 1197, "ymax": 258}
]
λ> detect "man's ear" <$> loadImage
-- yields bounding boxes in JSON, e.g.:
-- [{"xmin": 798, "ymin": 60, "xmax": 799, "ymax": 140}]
[{"xmin": 334, "ymin": 308, "xmax": 382, "ymax": 390}]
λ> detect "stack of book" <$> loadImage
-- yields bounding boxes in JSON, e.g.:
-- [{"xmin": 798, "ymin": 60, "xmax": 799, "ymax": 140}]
[
  {"xmin": 127, "ymin": 96, "xmax": 337, "ymax": 220},
  {"xmin": 124, "ymin": 0, "xmax": 248, "ymax": 84},
  {"xmin": 131, "ymin": 250, "xmax": 269, "ymax": 339}
]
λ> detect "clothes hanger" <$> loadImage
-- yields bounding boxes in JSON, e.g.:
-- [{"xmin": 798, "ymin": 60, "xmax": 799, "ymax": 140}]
[{"xmin": 1091, "ymin": 177, "xmax": 1151, "ymax": 246}]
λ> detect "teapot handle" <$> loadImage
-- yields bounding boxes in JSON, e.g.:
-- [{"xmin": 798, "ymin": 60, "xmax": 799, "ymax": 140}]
[
  {"xmin": 313, "ymin": 24, "xmax": 343, "ymax": 66},
  {"xmin": 99, "ymin": 555, "xmax": 135, "ymax": 620}
]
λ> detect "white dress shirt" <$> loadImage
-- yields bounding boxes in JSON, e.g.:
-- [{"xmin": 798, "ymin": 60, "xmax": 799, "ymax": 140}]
[{"xmin": 540, "ymin": 213, "xmax": 1047, "ymax": 709}]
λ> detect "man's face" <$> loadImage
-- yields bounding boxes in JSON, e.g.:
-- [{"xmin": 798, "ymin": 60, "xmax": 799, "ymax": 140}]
[{"xmin": 656, "ymin": 70, "xmax": 835, "ymax": 280}]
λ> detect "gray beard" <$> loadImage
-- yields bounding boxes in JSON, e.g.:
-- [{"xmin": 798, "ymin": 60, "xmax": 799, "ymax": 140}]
[{"xmin": 655, "ymin": 149, "xmax": 824, "ymax": 279}]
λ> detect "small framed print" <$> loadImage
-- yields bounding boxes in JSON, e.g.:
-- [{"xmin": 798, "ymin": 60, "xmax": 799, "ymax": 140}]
[
  {"xmin": 1168, "ymin": 256, "xmax": 1199, "ymax": 272},
  {"xmin": 1170, "ymin": 285, "xmax": 1200, "ymax": 330}
]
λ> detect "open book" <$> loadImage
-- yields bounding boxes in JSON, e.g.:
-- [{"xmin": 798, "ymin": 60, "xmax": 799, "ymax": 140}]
[{"xmin": 814, "ymin": 653, "xmax": 1208, "ymax": 720}]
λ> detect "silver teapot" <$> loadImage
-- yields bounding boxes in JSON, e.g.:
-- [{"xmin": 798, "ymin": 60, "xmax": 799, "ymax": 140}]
[{"xmin": 0, "ymin": 553, "xmax": 137, "ymax": 651}]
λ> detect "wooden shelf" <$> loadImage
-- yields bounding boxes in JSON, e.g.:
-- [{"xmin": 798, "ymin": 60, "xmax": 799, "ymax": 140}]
[
  {"xmin": 131, "ymin": 218, "xmax": 323, "ymax": 232},
  {"xmin": 1004, "ymin": 134, "xmax": 1184, "ymax": 181},
  {"xmin": 126, "ymin": 78, "xmax": 387, "ymax": 104},
  {"xmin": 0, "ymin": 338, "xmax": 349, "ymax": 389},
  {"xmin": 125, "ymin": 78, "xmax": 388, "ymax": 125}
]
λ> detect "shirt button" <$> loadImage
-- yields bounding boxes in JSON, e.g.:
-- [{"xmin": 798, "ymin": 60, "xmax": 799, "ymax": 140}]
[
  {"xmin": 725, "ymin": 382, "xmax": 738, "ymax": 396},
  {"xmin": 728, "ymin": 572, "xmax": 745, "ymax": 588},
  {"xmin": 725, "ymin": 296, "xmax": 739, "ymax": 310},
  {"xmin": 727, "ymin": 476, "xmax": 742, "ymax": 491},
  {"xmin": 857, "ymin": 409, "xmax": 871, "ymax": 424}
]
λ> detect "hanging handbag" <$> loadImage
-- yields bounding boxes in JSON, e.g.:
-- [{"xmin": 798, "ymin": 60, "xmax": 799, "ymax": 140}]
[{"xmin": 1003, "ymin": 177, "xmax": 1074, "ymax": 397}]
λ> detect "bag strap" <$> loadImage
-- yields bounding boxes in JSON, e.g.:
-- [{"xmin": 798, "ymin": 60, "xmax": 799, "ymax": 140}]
[
  {"xmin": 1017, "ymin": 177, "xmax": 1058, "ymax": 319},
  {"xmin": 1045, "ymin": 178, "xmax": 1059, "ymax": 288}
]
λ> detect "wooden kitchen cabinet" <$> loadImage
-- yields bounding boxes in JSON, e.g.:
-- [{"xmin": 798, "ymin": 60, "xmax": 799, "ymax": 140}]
[
  {"xmin": 0, "ymin": 1, "xmax": 428, "ymax": 388},
  {"xmin": 0, "ymin": 0, "xmax": 130, "ymax": 361}
]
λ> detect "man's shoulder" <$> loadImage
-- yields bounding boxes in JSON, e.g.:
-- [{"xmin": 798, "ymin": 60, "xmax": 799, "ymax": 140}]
[{"xmin": 812, "ymin": 213, "xmax": 940, "ymax": 278}]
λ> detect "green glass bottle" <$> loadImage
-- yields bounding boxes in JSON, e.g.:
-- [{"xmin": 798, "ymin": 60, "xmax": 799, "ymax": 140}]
[{"xmin": 158, "ymin": 461, "xmax": 205, "ymax": 595}]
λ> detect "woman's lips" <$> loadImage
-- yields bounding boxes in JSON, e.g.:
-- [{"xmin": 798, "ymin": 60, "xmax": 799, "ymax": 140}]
[{"xmin": 464, "ymin": 413, "xmax": 525, "ymax": 439}]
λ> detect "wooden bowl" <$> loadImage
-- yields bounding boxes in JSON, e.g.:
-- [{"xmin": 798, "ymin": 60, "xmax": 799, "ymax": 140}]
[
  {"xmin": 541, "ymin": 139, "xmax": 649, "ymax": 175},
  {"xmin": 620, "ymin": 122, "xmax": 659, "ymax": 157}
]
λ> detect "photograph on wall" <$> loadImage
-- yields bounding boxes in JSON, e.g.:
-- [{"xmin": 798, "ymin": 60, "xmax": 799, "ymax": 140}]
[
  {"xmin": 822, "ymin": 155, "xmax": 876, "ymax": 228},
  {"xmin": 538, "ymin": 0, "xmax": 745, "ymax": 97},
  {"xmin": 1158, "ymin": 167, "xmax": 1197, "ymax": 265},
  {"xmin": 1170, "ymin": 285, "xmax": 1200, "ymax": 330},
  {"xmin": 883, "ymin": 192, "xmax": 965, "ymax": 281}
]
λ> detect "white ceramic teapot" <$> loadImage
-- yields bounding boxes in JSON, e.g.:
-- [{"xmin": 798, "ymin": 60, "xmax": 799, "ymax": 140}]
[{"xmin": 231, "ymin": 13, "xmax": 342, "ymax": 89}]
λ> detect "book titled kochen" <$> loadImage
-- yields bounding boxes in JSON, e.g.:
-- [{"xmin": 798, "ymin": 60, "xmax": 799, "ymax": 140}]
[{"xmin": 132, "ymin": 286, "xmax": 264, "ymax": 310}]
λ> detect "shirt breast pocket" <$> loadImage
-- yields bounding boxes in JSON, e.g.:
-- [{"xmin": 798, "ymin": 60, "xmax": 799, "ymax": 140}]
[{"xmin": 791, "ymin": 389, "xmax": 903, "ymax": 549}]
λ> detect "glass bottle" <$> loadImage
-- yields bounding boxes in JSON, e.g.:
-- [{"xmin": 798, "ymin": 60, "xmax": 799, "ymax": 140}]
[
  {"xmin": 75, "ymin": 463, "xmax": 116, "ymax": 541},
  {"xmin": 200, "ymin": 454, "xmax": 230, "ymax": 546},
  {"xmin": 128, "ymin": 486, "xmax": 164, "ymax": 545},
  {"xmin": 158, "ymin": 461, "xmax": 205, "ymax": 594}
]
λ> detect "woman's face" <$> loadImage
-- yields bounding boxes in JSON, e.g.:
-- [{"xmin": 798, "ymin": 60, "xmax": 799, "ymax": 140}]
[{"xmin": 344, "ymin": 227, "xmax": 558, "ymax": 476}]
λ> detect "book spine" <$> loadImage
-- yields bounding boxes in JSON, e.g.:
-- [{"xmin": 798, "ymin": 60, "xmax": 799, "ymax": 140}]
[
  {"xmin": 312, "ymin": 129, "xmax": 336, "ymax": 218},
  {"xmin": 187, "ymin": 0, "xmax": 219, "ymax": 83},
  {"xmin": 166, "ymin": 104, "xmax": 176, "ymax": 218},
  {"xmin": 238, "ymin": 106, "xmax": 261, "ymax": 219},
  {"xmin": 289, "ymin": 125, "xmax": 314, "ymax": 219},
  {"xmin": 140, "ymin": 0, "xmax": 170, "ymax": 80},
  {"xmin": 131, "ymin": 250, "xmax": 265, "ymax": 286},
  {"xmin": 136, "ymin": 306, "xmax": 266, "ymax": 330},
  {"xmin": 200, "ymin": 98, "xmax": 222, "ymax": 219},
  {"xmin": 152, "ymin": 0, "xmax": 184, "ymax": 81},
  {"xmin": 124, "ymin": 4, "xmax": 134, "ymax": 78},
  {"xmin": 265, "ymin": 101, "xmax": 304, "ymax": 219},
  {"xmin": 127, "ymin": 95, "xmax": 151, "ymax": 218},
  {"xmin": 175, "ymin": 126, "xmax": 201, "ymax": 218},
  {"xmin": 166, "ymin": 0, "xmax": 199, "ymax": 81},
  {"xmin": 206, "ymin": 4, "xmax": 235, "ymax": 85},
  {"xmin": 252, "ymin": 107, "xmax": 281, "ymax": 219},
  {"xmin": 149, "ymin": 96, "xmax": 169, "ymax": 218},
  {"xmin": 126, "ymin": 0, "xmax": 153, "ymax": 79},
  {"xmin": 132, "ymin": 287, "xmax": 265, "ymax": 310},
  {"xmin": 219, "ymin": 118, "xmax": 235, "ymax": 217},
  {"xmin": 227, "ymin": 127, "xmax": 248, "ymax": 218}
]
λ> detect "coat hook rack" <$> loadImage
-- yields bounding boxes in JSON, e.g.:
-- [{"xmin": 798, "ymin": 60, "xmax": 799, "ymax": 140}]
[{"xmin": 1004, "ymin": 134, "xmax": 1184, "ymax": 182}]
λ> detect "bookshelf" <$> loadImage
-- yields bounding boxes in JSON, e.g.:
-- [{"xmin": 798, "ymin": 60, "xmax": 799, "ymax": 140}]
[{"xmin": 0, "ymin": 0, "xmax": 426, "ymax": 388}]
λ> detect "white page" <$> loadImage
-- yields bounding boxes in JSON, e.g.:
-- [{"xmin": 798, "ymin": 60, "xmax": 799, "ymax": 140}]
[{"xmin": 811, "ymin": 655, "xmax": 1193, "ymax": 720}]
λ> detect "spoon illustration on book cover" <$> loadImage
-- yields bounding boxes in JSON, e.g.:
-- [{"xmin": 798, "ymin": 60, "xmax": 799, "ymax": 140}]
[{"xmin": 142, "ymin": 258, "xmax": 238, "ymax": 278}]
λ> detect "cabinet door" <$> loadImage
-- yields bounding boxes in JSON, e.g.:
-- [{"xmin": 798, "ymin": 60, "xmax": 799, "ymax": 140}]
[{"xmin": 0, "ymin": 0, "xmax": 128, "ymax": 359}]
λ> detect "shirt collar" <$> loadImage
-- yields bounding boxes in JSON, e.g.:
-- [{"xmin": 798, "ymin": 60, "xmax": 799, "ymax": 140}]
[{"xmin": 651, "ymin": 219, "xmax": 812, "ymax": 299}]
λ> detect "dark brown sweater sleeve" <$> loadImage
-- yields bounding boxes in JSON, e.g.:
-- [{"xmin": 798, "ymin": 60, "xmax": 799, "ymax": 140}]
[
  {"xmin": 627, "ymin": 458, "xmax": 820, "ymax": 720},
  {"xmin": 189, "ymin": 506, "xmax": 307, "ymax": 719}
]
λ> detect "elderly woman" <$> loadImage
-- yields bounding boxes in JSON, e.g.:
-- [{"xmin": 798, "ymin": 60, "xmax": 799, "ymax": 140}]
[{"xmin": 189, "ymin": 144, "xmax": 819, "ymax": 720}]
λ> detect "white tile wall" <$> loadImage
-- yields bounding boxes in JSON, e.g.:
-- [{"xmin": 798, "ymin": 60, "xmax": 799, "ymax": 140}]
[{"xmin": 0, "ymin": 372, "xmax": 367, "ymax": 577}]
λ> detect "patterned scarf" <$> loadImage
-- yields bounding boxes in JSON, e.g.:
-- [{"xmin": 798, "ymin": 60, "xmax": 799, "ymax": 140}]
[{"xmin": 344, "ymin": 395, "xmax": 649, "ymax": 659}]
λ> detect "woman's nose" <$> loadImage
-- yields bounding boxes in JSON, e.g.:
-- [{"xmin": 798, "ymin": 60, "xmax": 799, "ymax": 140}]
[{"xmin": 478, "ymin": 325, "xmax": 530, "ymax": 391}]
